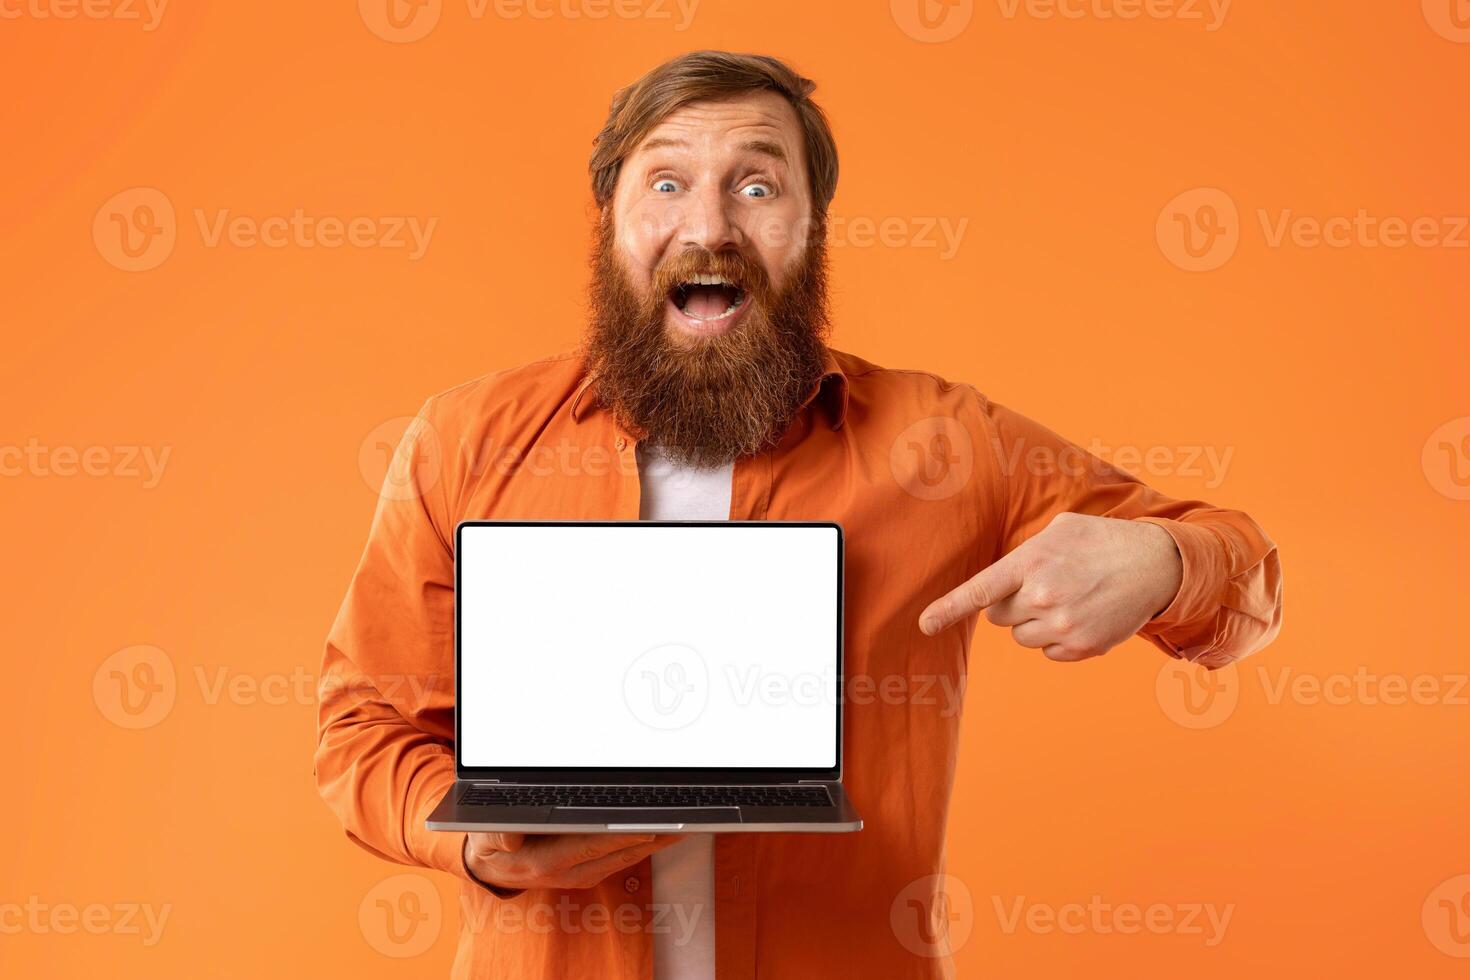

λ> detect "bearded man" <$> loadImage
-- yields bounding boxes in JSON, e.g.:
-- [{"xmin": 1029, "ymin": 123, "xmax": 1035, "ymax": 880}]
[{"xmin": 316, "ymin": 50, "xmax": 1282, "ymax": 980}]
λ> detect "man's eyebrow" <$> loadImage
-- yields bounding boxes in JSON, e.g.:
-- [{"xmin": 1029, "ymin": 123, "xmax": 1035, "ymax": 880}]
[
  {"xmin": 635, "ymin": 136, "xmax": 788, "ymax": 163},
  {"xmin": 739, "ymin": 139, "xmax": 787, "ymax": 163},
  {"xmin": 638, "ymin": 137, "xmax": 687, "ymax": 153}
]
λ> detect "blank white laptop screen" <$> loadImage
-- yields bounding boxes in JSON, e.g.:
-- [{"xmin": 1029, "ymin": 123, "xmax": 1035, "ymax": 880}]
[{"xmin": 457, "ymin": 523, "xmax": 840, "ymax": 770}]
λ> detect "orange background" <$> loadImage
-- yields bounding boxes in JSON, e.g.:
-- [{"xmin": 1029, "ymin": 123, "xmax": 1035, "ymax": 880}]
[{"xmin": 3, "ymin": 1, "xmax": 1468, "ymax": 977}]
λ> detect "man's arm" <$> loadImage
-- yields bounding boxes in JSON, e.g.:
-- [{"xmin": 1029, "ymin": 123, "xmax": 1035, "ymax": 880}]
[
  {"xmin": 921, "ymin": 397, "xmax": 1282, "ymax": 669},
  {"xmin": 313, "ymin": 406, "xmax": 469, "ymax": 876},
  {"xmin": 314, "ymin": 400, "xmax": 683, "ymax": 888}
]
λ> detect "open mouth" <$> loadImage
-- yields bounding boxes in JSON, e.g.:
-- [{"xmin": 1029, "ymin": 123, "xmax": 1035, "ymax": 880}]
[{"xmin": 669, "ymin": 273, "xmax": 748, "ymax": 325}]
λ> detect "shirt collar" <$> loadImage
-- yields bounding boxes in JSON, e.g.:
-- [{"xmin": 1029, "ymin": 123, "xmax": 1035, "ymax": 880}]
[{"xmin": 570, "ymin": 348, "xmax": 849, "ymax": 431}]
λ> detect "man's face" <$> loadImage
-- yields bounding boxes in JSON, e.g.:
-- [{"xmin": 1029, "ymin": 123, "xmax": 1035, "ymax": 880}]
[
  {"xmin": 584, "ymin": 91, "xmax": 831, "ymax": 468},
  {"xmin": 610, "ymin": 91, "xmax": 815, "ymax": 341}
]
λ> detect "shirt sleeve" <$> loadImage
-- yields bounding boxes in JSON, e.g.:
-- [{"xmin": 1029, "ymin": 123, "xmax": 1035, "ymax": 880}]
[
  {"xmin": 981, "ymin": 397, "xmax": 1282, "ymax": 669},
  {"xmin": 313, "ymin": 398, "xmax": 469, "ymax": 879}
]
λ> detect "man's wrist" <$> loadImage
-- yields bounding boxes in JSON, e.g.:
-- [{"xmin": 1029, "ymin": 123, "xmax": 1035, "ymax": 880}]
[
  {"xmin": 1140, "ymin": 520, "xmax": 1185, "ymax": 619},
  {"xmin": 462, "ymin": 835, "xmax": 525, "ymax": 899}
]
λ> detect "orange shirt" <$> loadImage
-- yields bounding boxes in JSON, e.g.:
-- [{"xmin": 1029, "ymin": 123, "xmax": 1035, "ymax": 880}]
[{"xmin": 315, "ymin": 348, "xmax": 1282, "ymax": 979}]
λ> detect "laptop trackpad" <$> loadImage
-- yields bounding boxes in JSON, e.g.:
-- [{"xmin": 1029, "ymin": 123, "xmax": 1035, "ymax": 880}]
[{"xmin": 553, "ymin": 807, "xmax": 741, "ymax": 824}]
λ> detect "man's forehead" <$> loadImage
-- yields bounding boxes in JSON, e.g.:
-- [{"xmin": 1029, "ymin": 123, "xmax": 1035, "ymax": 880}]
[{"xmin": 633, "ymin": 92, "xmax": 802, "ymax": 155}]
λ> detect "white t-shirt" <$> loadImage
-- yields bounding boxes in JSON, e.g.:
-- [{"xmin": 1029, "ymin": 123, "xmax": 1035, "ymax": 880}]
[{"xmin": 636, "ymin": 442, "xmax": 730, "ymax": 980}]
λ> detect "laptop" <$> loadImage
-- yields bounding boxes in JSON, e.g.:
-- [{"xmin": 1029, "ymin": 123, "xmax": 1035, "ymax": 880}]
[{"xmin": 426, "ymin": 520, "xmax": 862, "ymax": 834}]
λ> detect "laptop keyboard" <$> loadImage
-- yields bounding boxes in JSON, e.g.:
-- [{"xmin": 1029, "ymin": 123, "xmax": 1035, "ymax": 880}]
[{"xmin": 460, "ymin": 784, "xmax": 833, "ymax": 808}]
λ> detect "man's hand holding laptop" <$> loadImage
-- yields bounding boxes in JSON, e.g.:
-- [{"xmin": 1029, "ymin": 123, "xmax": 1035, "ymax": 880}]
[{"xmin": 464, "ymin": 832, "xmax": 684, "ymax": 892}]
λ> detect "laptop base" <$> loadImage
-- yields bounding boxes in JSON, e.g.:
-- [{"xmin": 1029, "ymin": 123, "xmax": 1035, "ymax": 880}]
[{"xmin": 426, "ymin": 781, "xmax": 862, "ymax": 834}]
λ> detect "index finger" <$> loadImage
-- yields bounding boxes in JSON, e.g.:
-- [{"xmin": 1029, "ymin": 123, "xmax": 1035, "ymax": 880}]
[{"xmin": 919, "ymin": 551, "xmax": 1025, "ymax": 636}]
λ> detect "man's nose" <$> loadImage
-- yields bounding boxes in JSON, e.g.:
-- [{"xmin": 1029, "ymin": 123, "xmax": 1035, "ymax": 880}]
[{"xmin": 676, "ymin": 187, "xmax": 741, "ymax": 253}]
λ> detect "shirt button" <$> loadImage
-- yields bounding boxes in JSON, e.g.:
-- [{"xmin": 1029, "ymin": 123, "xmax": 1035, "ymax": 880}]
[
  {"xmin": 623, "ymin": 875, "xmax": 640, "ymax": 893},
  {"xmin": 615, "ymin": 437, "xmax": 627, "ymax": 451}
]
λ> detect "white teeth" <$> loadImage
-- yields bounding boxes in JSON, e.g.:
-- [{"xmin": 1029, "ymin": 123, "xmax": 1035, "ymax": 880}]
[
  {"xmin": 674, "ymin": 275, "xmax": 744, "ymax": 321},
  {"xmin": 681, "ymin": 298, "xmax": 742, "ymax": 321}
]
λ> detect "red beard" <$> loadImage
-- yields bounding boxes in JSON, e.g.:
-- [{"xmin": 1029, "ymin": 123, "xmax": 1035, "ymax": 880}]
[{"xmin": 583, "ymin": 219, "xmax": 832, "ymax": 468}]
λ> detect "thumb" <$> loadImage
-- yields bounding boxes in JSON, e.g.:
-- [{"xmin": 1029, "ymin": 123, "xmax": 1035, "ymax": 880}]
[{"xmin": 919, "ymin": 550, "xmax": 1026, "ymax": 636}]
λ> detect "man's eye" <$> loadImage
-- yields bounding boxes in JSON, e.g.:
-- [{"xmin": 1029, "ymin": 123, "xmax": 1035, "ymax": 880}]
[
  {"xmin": 741, "ymin": 183, "xmax": 773, "ymax": 199},
  {"xmin": 653, "ymin": 179, "xmax": 680, "ymax": 193}
]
